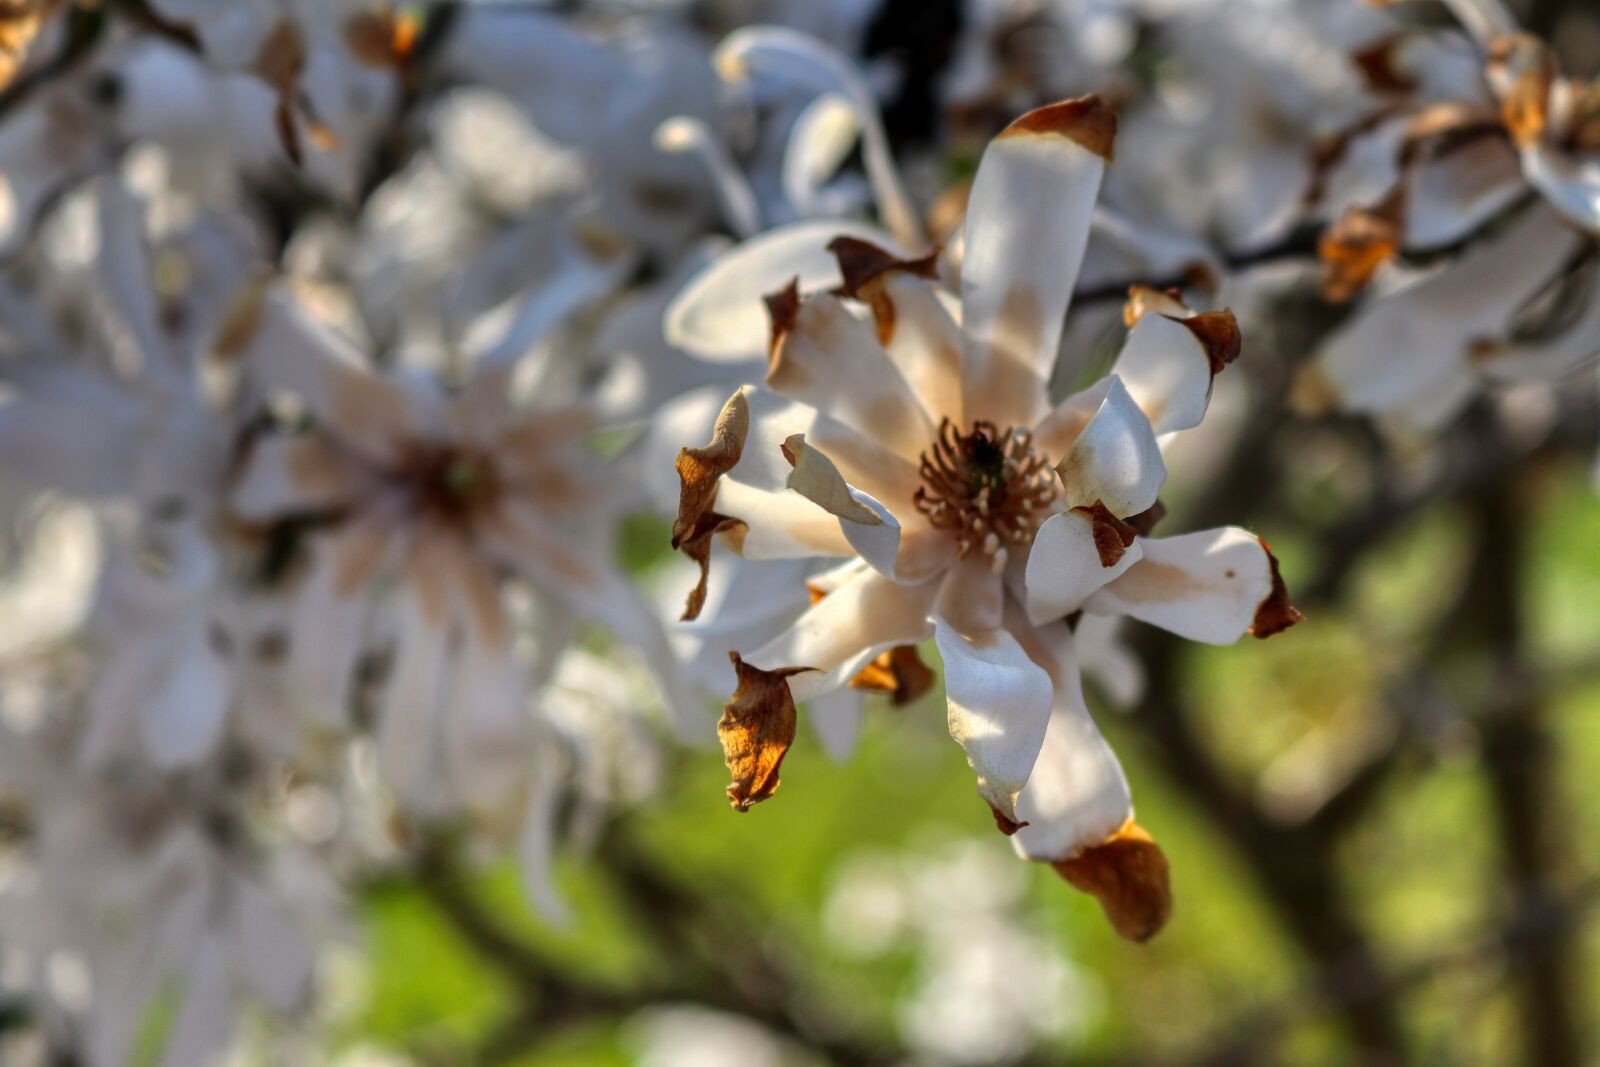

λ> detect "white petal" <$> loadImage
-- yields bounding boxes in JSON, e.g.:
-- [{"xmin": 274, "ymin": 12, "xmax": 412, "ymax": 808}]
[
  {"xmin": 806, "ymin": 687, "xmax": 865, "ymax": 762},
  {"xmin": 745, "ymin": 567, "xmax": 934, "ymax": 702},
  {"xmin": 961, "ymin": 99, "xmax": 1111, "ymax": 426},
  {"xmin": 517, "ymin": 728, "xmax": 572, "ymax": 925},
  {"xmin": 1024, "ymin": 509, "xmax": 1144, "ymax": 624},
  {"xmin": 231, "ymin": 880, "xmax": 314, "ymax": 1013},
  {"xmin": 665, "ymin": 218, "xmax": 899, "ymax": 363},
  {"xmin": 936, "ymin": 618, "xmax": 1054, "ymax": 822},
  {"xmin": 877, "ymin": 274, "xmax": 965, "ymax": 426},
  {"xmin": 1085, "ymin": 527, "xmax": 1274, "ymax": 644},
  {"xmin": 1011, "ymin": 638, "xmax": 1134, "ymax": 862},
  {"xmin": 159, "ymin": 935, "xmax": 236, "ymax": 1067},
  {"xmin": 768, "ymin": 294, "xmax": 933, "ymax": 459},
  {"xmin": 732, "ymin": 387, "xmax": 920, "ymax": 512},
  {"xmin": 376, "ymin": 593, "xmax": 451, "ymax": 813},
  {"xmin": 1109, "ymin": 313, "xmax": 1216, "ymax": 435},
  {"xmin": 141, "ymin": 634, "xmax": 230, "ymax": 770},
  {"xmin": 1522, "ymin": 144, "xmax": 1600, "ymax": 233},
  {"xmin": 1056, "ymin": 376, "xmax": 1165, "ymax": 515}
]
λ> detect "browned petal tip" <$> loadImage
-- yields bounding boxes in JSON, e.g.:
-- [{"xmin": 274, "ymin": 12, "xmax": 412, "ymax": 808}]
[
  {"xmin": 673, "ymin": 391, "xmax": 749, "ymax": 621},
  {"xmin": 720, "ymin": 653, "xmax": 812, "ymax": 811},
  {"xmin": 850, "ymin": 645, "xmax": 936, "ymax": 706},
  {"xmin": 999, "ymin": 94, "xmax": 1117, "ymax": 161},
  {"xmin": 1318, "ymin": 198, "xmax": 1403, "ymax": 303},
  {"xmin": 1051, "ymin": 821, "xmax": 1171, "ymax": 943},
  {"xmin": 1073, "ymin": 500, "xmax": 1137, "ymax": 568},
  {"xmin": 827, "ymin": 236, "xmax": 939, "ymax": 297},
  {"xmin": 1178, "ymin": 309, "xmax": 1243, "ymax": 375},
  {"xmin": 1249, "ymin": 538, "xmax": 1303, "ymax": 638},
  {"xmin": 989, "ymin": 802, "xmax": 1030, "ymax": 837},
  {"xmin": 763, "ymin": 277, "xmax": 802, "ymax": 360}
]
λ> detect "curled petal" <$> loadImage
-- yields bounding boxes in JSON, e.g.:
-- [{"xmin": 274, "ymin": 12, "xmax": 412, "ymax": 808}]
[
  {"xmin": 936, "ymin": 619, "xmax": 1054, "ymax": 824},
  {"xmin": 1055, "ymin": 376, "xmax": 1166, "ymax": 517},
  {"xmin": 720, "ymin": 653, "xmax": 812, "ymax": 810},
  {"xmin": 1052, "ymin": 822, "xmax": 1172, "ymax": 943}
]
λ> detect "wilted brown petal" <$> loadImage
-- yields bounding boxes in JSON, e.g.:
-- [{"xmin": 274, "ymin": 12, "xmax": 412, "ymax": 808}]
[
  {"xmin": 1051, "ymin": 821, "xmax": 1172, "ymax": 943},
  {"xmin": 1072, "ymin": 500, "xmax": 1138, "ymax": 568},
  {"xmin": 0, "ymin": 0, "xmax": 52, "ymax": 91},
  {"xmin": 849, "ymin": 644, "xmax": 936, "ymax": 706},
  {"xmin": 1352, "ymin": 34, "xmax": 1419, "ymax": 94},
  {"xmin": 673, "ymin": 390, "xmax": 750, "ymax": 621},
  {"xmin": 763, "ymin": 278, "xmax": 802, "ymax": 359},
  {"xmin": 1318, "ymin": 196, "xmax": 1404, "ymax": 303},
  {"xmin": 1125, "ymin": 500, "xmax": 1167, "ymax": 538},
  {"xmin": 1178, "ymin": 309, "xmax": 1243, "ymax": 374},
  {"xmin": 989, "ymin": 802, "xmax": 1029, "ymax": 836},
  {"xmin": 826, "ymin": 236, "xmax": 941, "ymax": 344},
  {"xmin": 720, "ymin": 653, "xmax": 813, "ymax": 811},
  {"xmin": 1249, "ymin": 538, "xmax": 1303, "ymax": 638}
]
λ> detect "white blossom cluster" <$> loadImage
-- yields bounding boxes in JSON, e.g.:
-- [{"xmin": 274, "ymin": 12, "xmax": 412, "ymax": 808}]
[{"xmin": 0, "ymin": 0, "xmax": 1590, "ymax": 1063}]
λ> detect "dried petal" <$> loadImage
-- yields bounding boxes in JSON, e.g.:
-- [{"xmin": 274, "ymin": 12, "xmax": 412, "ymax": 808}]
[
  {"xmin": 1352, "ymin": 34, "xmax": 1419, "ymax": 94},
  {"xmin": 849, "ymin": 644, "xmax": 936, "ymax": 705},
  {"xmin": 1072, "ymin": 500, "xmax": 1137, "ymax": 568},
  {"xmin": 1178, "ymin": 309, "xmax": 1243, "ymax": 375},
  {"xmin": 1249, "ymin": 538, "xmax": 1303, "ymax": 638},
  {"xmin": 720, "ymin": 653, "xmax": 813, "ymax": 811},
  {"xmin": 1488, "ymin": 33, "xmax": 1556, "ymax": 148},
  {"xmin": 1319, "ymin": 194, "xmax": 1404, "ymax": 302},
  {"xmin": 781, "ymin": 433, "xmax": 884, "ymax": 526},
  {"xmin": 763, "ymin": 278, "xmax": 802, "ymax": 358},
  {"xmin": 826, "ymin": 236, "xmax": 941, "ymax": 345},
  {"xmin": 990, "ymin": 803, "xmax": 1029, "ymax": 836},
  {"xmin": 673, "ymin": 390, "xmax": 750, "ymax": 620},
  {"xmin": 1052, "ymin": 821, "xmax": 1171, "ymax": 943}
]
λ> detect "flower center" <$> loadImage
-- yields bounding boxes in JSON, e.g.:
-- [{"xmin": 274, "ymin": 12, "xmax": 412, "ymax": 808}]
[
  {"xmin": 914, "ymin": 418, "xmax": 1057, "ymax": 572},
  {"xmin": 401, "ymin": 443, "xmax": 500, "ymax": 524}
]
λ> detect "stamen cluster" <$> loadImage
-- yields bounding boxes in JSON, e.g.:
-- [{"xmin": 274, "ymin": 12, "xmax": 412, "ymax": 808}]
[{"xmin": 914, "ymin": 418, "xmax": 1057, "ymax": 573}]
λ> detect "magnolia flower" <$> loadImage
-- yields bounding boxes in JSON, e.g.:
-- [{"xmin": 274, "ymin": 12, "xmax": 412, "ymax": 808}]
[
  {"xmin": 1309, "ymin": 0, "xmax": 1600, "ymax": 302},
  {"xmin": 0, "ymin": 735, "xmax": 337, "ymax": 1067},
  {"xmin": 673, "ymin": 96, "xmax": 1298, "ymax": 940},
  {"xmin": 225, "ymin": 280, "xmax": 697, "ymax": 824}
]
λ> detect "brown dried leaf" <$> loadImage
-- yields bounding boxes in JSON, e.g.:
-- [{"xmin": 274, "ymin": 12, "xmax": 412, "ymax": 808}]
[
  {"xmin": 1072, "ymin": 500, "xmax": 1137, "ymax": 568},
  {"xmin": 1249, "ymin": 538, "xmax": 1303, "ymax": 638},
  {"xmin": 1052, "ymin": 821, "xmax": 1171, "ymax": 943},
  {"xmin": 673, "ymin": 390, "xmax": 749, "ymax": 620},
  {"xmin": 720, "ymin": 653, "xmax": 813, "ymax": 811}
]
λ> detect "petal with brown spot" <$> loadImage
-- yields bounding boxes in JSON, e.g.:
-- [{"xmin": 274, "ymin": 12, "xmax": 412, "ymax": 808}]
[
  {"xmin": 1177, "ymin": 309, "xmax": 1243, "ymax": 374},
  {"xmin": 763, "ymin": 278, "xmax": 802, "ymax": 359},
  {"xmin": 989, "ymin": 802, "xmax": 1029, "ymax": 836},
  {"xmin": 1051, "ymin": 821, "xmax": 1171, "ymax": 943},
  {"xmin": 720, "ymin": 653, "xmax": 814, "ymax": 811}
]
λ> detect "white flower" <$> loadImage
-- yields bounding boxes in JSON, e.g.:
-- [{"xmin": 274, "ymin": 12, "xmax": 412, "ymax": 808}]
[
  {"xmin": 673, "ymin": 96, "xmax": 1297, "ymax": 940},
  {"xmin": 225, "ymin": 279, "xmax": 698, "ymax": 822}
]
